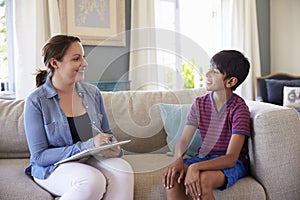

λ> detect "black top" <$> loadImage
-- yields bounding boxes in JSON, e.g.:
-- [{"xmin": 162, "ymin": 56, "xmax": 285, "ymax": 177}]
[{"xmin": 67, "ymin": 113, "xmax": 92, "ymax": 143}]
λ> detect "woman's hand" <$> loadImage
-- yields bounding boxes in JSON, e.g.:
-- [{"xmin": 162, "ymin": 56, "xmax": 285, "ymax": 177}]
[
  {"xmin": 163, "ymin": 157, "xmax": 185, "ymax": 189},
  {"xmin": 99, "ymin": 144, "xmax": 121, "ymax": 158},
  {"xmin": 93, "ymin": 133, "xmax": 113, "ymax": 147},
  {"xmin": 93, "ymin": 134, "xmax": 121, "ymax": 158}
]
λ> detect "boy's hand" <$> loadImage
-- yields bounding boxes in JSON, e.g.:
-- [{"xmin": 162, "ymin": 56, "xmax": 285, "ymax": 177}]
[
  {"xmin": 163, "ymin": 157, "xmax": 185, "ymax": 189},
  {"xmin": 184, "ymin": 164, "xmax": 201, "ymax": 200}
]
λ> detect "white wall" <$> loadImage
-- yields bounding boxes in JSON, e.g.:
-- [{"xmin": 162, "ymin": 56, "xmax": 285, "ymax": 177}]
[{"xmin": 270, "ymin": 0, "xmax": 300, "ymax": 74}]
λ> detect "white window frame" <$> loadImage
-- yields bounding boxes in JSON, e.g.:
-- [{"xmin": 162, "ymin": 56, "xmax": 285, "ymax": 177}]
[{"xmin": 155, "ymin": 0, "xmax": 221, "ymax": 90}]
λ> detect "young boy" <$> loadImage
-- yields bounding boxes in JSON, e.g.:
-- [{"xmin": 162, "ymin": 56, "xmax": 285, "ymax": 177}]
[{"xmin": 163, "ymin": 50, "xmax": 251, "ymax": 200}]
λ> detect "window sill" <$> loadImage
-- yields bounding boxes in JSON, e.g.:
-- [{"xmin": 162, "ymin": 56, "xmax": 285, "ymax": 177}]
[{"xmin": 0, "ymin": 91, "xmax": 15, "ymax": 100}]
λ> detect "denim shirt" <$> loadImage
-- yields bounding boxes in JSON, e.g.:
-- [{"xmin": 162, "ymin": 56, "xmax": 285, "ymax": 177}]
[{"xmin": 24, "ymin": 76, "xmax": 112, "ymax": 179}]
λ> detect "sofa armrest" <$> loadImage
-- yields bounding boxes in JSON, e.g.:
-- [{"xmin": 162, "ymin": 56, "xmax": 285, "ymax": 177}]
[{"xmin": 246, "ymin": 101, "xmax": 300, "ymax": 199}]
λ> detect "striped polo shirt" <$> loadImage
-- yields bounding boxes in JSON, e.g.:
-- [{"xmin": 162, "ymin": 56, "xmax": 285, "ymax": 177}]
[{"xmin": 186, "ymin": 92, "xmax": 250, "ymax": 165}]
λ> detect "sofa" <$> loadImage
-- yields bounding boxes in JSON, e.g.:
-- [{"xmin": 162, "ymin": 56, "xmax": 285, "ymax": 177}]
[{"xmin": 1, "ymin": 88, "xmax": 300, "ymax": 200}]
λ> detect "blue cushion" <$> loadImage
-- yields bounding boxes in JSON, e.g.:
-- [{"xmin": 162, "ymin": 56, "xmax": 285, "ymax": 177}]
[
  {"xmin": 159, "ymin": 104, "xmax": 202, "ymax": 158},
  {"xmin": 265, "ymin": 79, "xmax": 300, "ymax": 105}
]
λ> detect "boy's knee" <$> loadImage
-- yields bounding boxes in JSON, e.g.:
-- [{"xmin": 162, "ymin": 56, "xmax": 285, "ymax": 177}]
[{"xmin": 200, "ymin": 172, "xmax": 214, "ymax": 192}]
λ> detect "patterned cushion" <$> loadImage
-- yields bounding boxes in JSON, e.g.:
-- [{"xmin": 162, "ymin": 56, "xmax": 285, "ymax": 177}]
[{"xmin": 283, "ymin": 86, "xmax": 300, "ymax": 108}]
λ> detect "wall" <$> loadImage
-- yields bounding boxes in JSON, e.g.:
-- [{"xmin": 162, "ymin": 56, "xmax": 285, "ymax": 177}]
[
  {"xmin": 83, "ymin": 0, "xmax": 131, "ymax": 83},
  {"xmin": 270, "ymin": 0, "xmax": 300, "ymax": 74},
  {"xmin": 256, "ymin": 0, "xmax": 270, "ymax": 76}
]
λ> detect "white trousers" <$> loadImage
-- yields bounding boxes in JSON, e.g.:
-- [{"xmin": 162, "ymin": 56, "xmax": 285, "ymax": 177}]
[{"xmin": 34, "ymin": 157, "xmax": 134, "ymax": 200}]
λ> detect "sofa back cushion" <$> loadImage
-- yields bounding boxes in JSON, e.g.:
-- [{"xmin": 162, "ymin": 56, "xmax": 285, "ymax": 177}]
[
  {"xmin": 101, "ymin": 88, "xmax": 207, "ymax": 153},
  {"xmin": 0, "ymin": 99, "xmax": 30, "ymax": 158},
  {"xmin": 246, "ymin": 100, "xmax": 300, "ymax": 199},
  {"xmin": 0, "ymin": 88, "xmax": 207, "ymax": 158}
]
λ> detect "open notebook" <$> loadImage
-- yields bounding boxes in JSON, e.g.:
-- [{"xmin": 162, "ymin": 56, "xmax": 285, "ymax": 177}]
[{"xmin": 55, "ymin": 140, "xmax": 131, "ymax": 165}]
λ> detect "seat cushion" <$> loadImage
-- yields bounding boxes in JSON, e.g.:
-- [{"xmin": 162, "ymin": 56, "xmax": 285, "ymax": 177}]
[
  {"xmin": 0, "ymin": 159, "xmax": 53, "ymax": 200},
  {"xmin": 123, "ymin": 153, "xmax": 266, "ymax": 200},
  {"xmin": 212, "ymin": 177, "xmax": 266, "ymax": 200},
  {"xmin": 123, "ymin": 154, "xmax": 173, "ymax": 199}
]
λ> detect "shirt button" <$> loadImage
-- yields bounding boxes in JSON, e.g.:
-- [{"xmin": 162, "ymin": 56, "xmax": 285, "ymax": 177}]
[
  {"xmin": 92, "ymin": 121, "xmax": 95, "ymax": 124},
  {"xmin": 86, "ymin": 106, "xmax": 88, "ymax": 108}
]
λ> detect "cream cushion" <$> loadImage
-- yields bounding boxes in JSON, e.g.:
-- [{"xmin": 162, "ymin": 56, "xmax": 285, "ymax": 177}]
[
  {"xmin": 101, "ymin": 88, "xmax": 207, "ymax": 154},
  {"xmin": 283, "ymin": 86, "xmax": 300, "ymax": 108}
]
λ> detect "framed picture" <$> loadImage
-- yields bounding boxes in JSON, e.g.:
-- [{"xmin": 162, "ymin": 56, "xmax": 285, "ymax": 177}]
[{"xmin": 59, "ymin": 0, "xmax": 126, "ymax": 46}]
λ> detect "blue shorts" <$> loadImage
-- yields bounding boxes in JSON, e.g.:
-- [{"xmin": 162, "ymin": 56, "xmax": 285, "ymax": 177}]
[{"xmin": 184, "ymin": 154, "xmax": 248, "ymax": 190}]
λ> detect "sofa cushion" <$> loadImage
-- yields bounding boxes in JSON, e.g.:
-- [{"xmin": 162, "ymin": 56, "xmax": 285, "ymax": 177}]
[
  {"xmin": 0, "ymin": 99, "xmax": 30, "ymax": 158},
  {"xmin": 101, "ymin": 88, "xmax": 207, "ymax": 154},
  {"xmin": 283, "ymin": 86, "xmax": 300, "ymax": 108},
  {"xmin": 123, "ymin": 154, "xmax": 266, "ymax": 200},
  {"xmin": 265, "ymin": 79, "xmax": 300, "ymax": 105},
  {"xmin": 159, "ymin": 103, "xmax": 202, "ymax": 158},
  {"xmin": 123, "ymin": 154, "xmax": 173, "ymax": 199},
  {"xmin": 212, "ymin": 177, "xmax": 266, "ymax": 200},
  {"xmin": 0, "ymin": 159, "xmax": 53, "ymax": 200}
]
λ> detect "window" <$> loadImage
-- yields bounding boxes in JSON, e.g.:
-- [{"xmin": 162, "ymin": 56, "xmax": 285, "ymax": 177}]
[
  {"xmin": 155, "ymin": 0, "xmax": 221, "ymax": 90},
  {"xmin": 0, "ymin": 0, "xmax": 8, "ymax": 91},
  {"xmin": 0, "ymin": 0, "xmax": 14, "ymax": 96}
]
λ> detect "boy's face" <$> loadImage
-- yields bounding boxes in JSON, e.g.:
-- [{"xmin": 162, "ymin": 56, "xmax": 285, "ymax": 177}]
[{"xmin": 205, "ymin": 65, "xmax": 227, "ymax": 92}]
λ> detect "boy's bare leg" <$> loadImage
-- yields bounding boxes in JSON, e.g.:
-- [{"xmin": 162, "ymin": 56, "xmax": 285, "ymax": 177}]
[
  {"xmin": 165, "ymin": 164, "xmax": 188, "ymax": 200},
  {"xmin": 198, "ymin": 170, "xmax": 226, "ymax": 200},
  {"xmin": 165, "ymin": 173, "xmax": 187, "ymax": 200},
  {"xmin": 165, "ymin": 169, "xmax": 225, "ymax": 200}
]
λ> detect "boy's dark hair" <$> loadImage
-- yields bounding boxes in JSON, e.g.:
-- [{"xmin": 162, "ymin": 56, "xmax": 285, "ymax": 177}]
[{"xmin": 211, "ymin": 50, "xmax": 250, "ymax": 91}]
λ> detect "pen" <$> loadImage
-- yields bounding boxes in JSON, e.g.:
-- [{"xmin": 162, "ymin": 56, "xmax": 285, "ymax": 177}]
[
  {"xmin": 90, "ymin": 123, "xmax": 102, "ymax": 133},
  {"xmin": 90, "ymin": 123, "xmax": 113, "ymax": 144}
]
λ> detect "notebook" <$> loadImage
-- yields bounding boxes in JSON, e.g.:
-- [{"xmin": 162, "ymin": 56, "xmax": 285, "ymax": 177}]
[{"xmin": 54, "ymin": 140, "xmax": 131, "ymax": 165}]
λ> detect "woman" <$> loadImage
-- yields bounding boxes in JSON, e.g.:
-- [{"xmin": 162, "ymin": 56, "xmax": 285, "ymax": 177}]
[{"xmin": 24, "ymin": 34, "xmax": 134, "ymax": 200}]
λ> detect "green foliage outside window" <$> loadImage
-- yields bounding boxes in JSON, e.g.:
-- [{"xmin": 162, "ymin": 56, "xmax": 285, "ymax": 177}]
[
  {"xmin": 182, "ymin": 59, "xmax": 203, "ymax": 88},
  {"xmin": 0, "ymin": 0, "xmax": 8, "ymax": 83}
]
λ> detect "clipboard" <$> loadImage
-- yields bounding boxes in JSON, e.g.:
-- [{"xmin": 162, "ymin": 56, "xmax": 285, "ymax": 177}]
[{"xmin": 55, "ymin": 140, "xmax": 131, "ymax": 165}]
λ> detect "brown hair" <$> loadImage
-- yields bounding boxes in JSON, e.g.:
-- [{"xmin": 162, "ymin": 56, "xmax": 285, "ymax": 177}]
[{"xmin": 35, "ymin": 35, "xmax": 81, "ymax": 87}]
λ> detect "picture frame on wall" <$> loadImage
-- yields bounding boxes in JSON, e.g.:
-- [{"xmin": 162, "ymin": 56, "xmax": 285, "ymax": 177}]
[{"xmin": 58, "ymin": 0, "xmax": 126, "ymax": 46}]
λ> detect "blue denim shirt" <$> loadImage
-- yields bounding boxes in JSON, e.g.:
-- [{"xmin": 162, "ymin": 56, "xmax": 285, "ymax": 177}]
[{"xmin": 24, "ymin": 76, "xmax": 112, "ymax": 179}]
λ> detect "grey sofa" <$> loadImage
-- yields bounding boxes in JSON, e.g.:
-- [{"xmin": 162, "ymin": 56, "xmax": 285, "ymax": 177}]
[{"xmin": 1, "ymin": 88, "xmax": 300, "ymax": 200}]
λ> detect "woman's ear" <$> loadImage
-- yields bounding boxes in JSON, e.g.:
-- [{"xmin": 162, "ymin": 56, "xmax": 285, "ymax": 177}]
[
  {"xmin": 225, "ymin": 77, "xmax": 238, "ymax": 89},
  {"xmin": 49, "ymin": 58, "xmax": 58, "ymax": 69}
]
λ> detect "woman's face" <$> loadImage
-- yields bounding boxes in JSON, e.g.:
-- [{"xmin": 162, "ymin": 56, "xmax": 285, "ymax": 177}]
[{"xmin": 54, "ymin": 41, "xmax": 88, "ymax": 84}]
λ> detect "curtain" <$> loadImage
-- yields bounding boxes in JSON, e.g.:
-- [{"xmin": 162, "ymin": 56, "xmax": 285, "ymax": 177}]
[
  {"xmin": 129, "ymin": 0, "xmax": 159, "ymax": 90},
  {"xmin": 11, "ymin": 0, "xmax": 61, "ymax": 99},
  {"xmin": 222, "ymin": 0, "xmax": 261, "ymax": 100}
]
